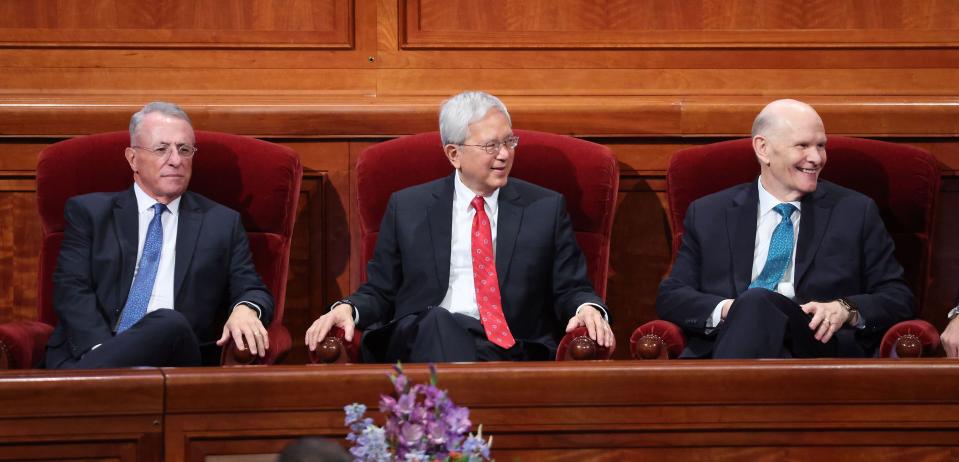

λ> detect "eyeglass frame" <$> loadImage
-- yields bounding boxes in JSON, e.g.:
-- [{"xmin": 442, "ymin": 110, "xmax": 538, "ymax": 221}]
[
  {"xmin": 130, "ymin": 143, "xmax": 198, "ymax": 158},
  {"xmin": 458, "ymin": 135, "xmax": 520, "ymax": 155}
]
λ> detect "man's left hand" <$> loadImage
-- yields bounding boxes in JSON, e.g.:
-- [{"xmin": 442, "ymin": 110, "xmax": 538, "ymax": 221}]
[
  {"xmin": 800, "ymin": 301, "xmax": 849, "ymax": 344},
  {"xmin": 217, "ymin": 304, "xmax": 269, "ymax": 357},
  {"xmin": 565, "ymin": 305, "xmax": 613, "ymax": 348}
]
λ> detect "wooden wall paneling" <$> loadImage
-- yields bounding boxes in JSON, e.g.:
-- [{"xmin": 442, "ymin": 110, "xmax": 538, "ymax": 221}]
[
  {"xmin": 0, "ymin": 0, "xmax": 355, "ymax": 48},
  {"xmin": 272, "ymin": 141, "xmax": 352, "ymax": 364},
  {"xmin": 400, "ymin": 0, "xmax": 959, "ymax": 49},
  {"xmin": 0, "ymin": 141, "xmax": 50, "ymax": 324},
  {"xmin": 1, "ymin": 97, "xmax": 957, "ymax": 139},
  {"xmin": 375, "ymin": 68, "xmax": 959, "ymax": 97},
  {"xmin": 0, "ymin": 369, "xmax": 164, "ymax": 461}
]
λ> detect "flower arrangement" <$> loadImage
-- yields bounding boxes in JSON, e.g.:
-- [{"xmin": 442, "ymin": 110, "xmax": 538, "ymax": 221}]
[{"xmin": 344, "ymin": 363, "xmax": 493, "ymax": 462}]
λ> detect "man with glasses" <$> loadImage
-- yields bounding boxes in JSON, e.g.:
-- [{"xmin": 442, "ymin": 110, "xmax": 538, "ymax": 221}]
[
  {"xmin": 45, "ymin": 101, "xmax": 274, "ymax": 368},
  {"xmin": 306, "ymin": 91, "xmax": 611, "ymax": 362}
]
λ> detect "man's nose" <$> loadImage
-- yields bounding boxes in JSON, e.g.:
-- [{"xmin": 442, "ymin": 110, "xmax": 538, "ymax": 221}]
[{"xmin": 806, "ymin": 146, "xmax": 824, "ymax": 163}]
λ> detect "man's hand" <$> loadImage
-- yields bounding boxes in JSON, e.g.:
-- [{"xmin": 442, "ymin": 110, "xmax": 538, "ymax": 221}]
[
  {"xmin": 800, "ymin": 300, "xmax": 850, "ymax": 344},
  {"xmin": 720, "ymin": 299, "xmax": 734, "ymax": 321},
  {"xmin": 565, "ymin": 305, "xmax": 613, "ymax": 348},
  {"xmin": 941, "ymin": 316, "xmax": 959, "ymax": 358},
  {"xmin": 217, "ymin": 304, "xmax": 269, "ymax": 357},
  {"xmin": 305, "ymin": 303, "xmax": 356, "ymax": 352}
]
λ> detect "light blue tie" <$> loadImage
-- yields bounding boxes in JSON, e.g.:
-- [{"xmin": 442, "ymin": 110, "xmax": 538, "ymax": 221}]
[
  {"xmin": 749, "ymin": 203, "xmax": 797, "ymax": 291},
  {"xmin": 116, "ymin": 203, "xmax": 166, "ymax": 333}
]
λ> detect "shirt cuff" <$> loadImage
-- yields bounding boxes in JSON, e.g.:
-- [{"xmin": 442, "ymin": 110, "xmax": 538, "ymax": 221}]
[
  {"xmin": 234, "ymin": 301, "xmax": 262, "ymax": 319},
  {"xmin": 706, "ymin": 299, "xmax": 729, "ymax": 332},
  {"xmin": 576, "ymin": 303, "xmax": 609, "ymax": 323}
]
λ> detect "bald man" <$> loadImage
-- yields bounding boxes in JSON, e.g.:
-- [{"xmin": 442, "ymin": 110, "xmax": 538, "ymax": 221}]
[{"xmin": 657, "ymin": 99, "xmax": 913, "ymax": 359}]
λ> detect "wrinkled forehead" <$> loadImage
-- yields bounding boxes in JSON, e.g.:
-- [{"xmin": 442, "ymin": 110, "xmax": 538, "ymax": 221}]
[
  {"xmin": 134, "ymin": 113, "xmax": 195, "ymax": 145},
  {"xmin": 466, "ymin": 109, "xmax": 512, "ymax": 142}
]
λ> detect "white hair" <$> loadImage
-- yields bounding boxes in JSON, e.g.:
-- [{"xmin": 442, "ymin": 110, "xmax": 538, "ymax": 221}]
[
  {"xmin": 438, "ymin": 91, "xmax": 512, "ymax": 145},
  {"xmin": 129, "ymin": 101, "xmax": 192, "ymax": 144}
]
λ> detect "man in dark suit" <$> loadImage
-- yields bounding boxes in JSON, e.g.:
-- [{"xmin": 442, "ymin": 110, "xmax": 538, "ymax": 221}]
[
  {"xmin": 657, "ymin": 99, "xmax": 913, "ymax": 359},
  {"xmin": 305, "ymin": 91, "xmax": 612, "ymax": 362},
  {"xmin": 45, "ymin": 102, "xmax": 274, "ymax": 369}
]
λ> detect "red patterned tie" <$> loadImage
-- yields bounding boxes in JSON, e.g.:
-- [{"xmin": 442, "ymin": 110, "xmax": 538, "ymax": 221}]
[{"xmin": 470, "ymin": 196, "xmax": 516, "ymax": 349}]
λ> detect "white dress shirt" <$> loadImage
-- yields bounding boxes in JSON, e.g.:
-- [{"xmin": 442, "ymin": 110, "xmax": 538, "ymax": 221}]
[
  {"xmin": 438, "ymin": 170, "xmax": 501, "ymax": 318},
  {"xmin": 132, "ymin": 183, "xmax": 180, "ymax": 314}
]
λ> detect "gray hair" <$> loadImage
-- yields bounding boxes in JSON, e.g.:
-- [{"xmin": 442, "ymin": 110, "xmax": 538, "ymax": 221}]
[
  {"xmin": 129, "ymin": 101, "xmax": 192, "ymax": 144},
  {"xmin": 438, "ymin": 91, "xmax": 512, "ymax": 145}
]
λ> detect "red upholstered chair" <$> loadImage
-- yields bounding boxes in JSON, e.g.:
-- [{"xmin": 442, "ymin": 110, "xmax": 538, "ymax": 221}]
[
  {"xmin": 311, "ymin": 130, "xmax": 618, "ymax": 363},
  {"xmin": 0, "ymin": 131, "xmax": 301, "ymax": 369},
  {"xmin": 630, "ymin": 136, "xmax": 941, "ymax": 360}
]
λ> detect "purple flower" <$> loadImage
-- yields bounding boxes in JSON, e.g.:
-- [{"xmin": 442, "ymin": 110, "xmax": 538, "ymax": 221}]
[
  {"xmin": 396, "ymin": 390, "xmax": 417, "ymax": 416},
  {"xmin": 344, "ymin": 403, "xmax": 367, "ymax": 426},
  {"xmin": 344, "ymin": 363, "xmax": 491, "ymax": 461}
]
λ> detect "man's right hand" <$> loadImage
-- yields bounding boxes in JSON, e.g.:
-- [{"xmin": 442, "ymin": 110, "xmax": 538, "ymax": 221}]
[
  {"xmin": 941, "ymin": 316, "xmax": 959, "ymax": 358},
  {"xmin": 305, "ymin": 303, "xmax": 356, "ymax": 352}
]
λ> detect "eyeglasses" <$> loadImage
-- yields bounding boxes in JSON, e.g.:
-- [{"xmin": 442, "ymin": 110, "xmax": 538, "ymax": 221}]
[
  {"xmin": 460, "ymin": 135, "xmax": 519, "ymax": 155},
  {"xmin": 131, "ymin": 144, "xmax": 198, "ymax": 158}
]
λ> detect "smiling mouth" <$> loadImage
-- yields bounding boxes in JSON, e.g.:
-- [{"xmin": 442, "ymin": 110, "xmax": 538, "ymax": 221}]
[{"xmin": 797, "ymin": 167, "xmax": 819, "ymax": 174}]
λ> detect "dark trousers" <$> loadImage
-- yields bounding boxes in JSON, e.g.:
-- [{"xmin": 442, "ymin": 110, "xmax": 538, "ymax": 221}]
[
  {"xmin": 382, "ymin": 306, "xmax": 551, "ymax": 363},
  {"xmin": 713, "ymin": 288, "xmax": 839, "ymax": 359},
  {"xmin": 55, "ymin": 309, "xmax": 202, "ymax": 369}
]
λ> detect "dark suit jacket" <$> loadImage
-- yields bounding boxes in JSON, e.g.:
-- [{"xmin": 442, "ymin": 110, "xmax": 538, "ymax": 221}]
[
  {"xmin": 350, "ymin": 174, "xmax": 606, "ymax": 361},
  {"xmin": 657, "ymin": 179, "xmax": 913, "ymax": 358},
  {"xmin": 45, "ymin": 187, "xmax": 274, "ymax": 368}
]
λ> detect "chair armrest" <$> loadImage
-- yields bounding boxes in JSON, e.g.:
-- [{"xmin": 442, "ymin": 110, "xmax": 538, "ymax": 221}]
[
  {"xmin": 629, "ymin": 320, "xmax": 686, "ymax": 359},
  {"xmin": 555, "ymin": 326, "xmax": 615, "ymax": 361},
  {"xmin": 879, "ymin": 319, "xmax": 940, "ymax": 358},
  {"xmin": 221, "ymin": 324, "xmax": 292, "ymax": 365},
  {"xmin": 308, "ymin": 326, "xmax": 362, "ymax": 364},
  {"xmin": 0, "ymin": 320, "xmax": 54, "ymax": 369}
]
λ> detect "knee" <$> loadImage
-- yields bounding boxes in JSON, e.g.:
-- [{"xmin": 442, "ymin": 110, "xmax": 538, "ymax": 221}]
[
  {"xmin": 144, "ymin": 309, "xmax": 193, "ymax": 335},
  {"xmin": 731, "ymin": 288, "xmax": 777, "ymax": 313},
  {"xmin": 418, "ymin": 306, "xmax": 455, "ymax": 326}
]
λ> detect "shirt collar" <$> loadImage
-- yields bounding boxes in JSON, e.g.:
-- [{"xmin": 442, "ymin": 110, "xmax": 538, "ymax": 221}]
[
  {"xmin": 133, "ymin": 183, "xmax": 181, "ymax": 215},
  {"xmin": 757, "ymin": 177, "xmax": 801, "ymax": 216},
  {"xmin": 454, "ymin": 170, "xmax": 499, "ymax": 215}
]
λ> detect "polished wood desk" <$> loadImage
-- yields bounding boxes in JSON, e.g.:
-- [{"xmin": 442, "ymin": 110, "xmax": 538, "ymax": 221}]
[{"xmin": 2, "ymin": 360, "xmax": 958, "ymax": 461}]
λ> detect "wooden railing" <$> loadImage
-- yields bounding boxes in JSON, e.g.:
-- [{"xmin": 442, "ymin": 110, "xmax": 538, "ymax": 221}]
[{"xmin": 2, "ymin": 360, "xmax": 959, "ymax": 461}]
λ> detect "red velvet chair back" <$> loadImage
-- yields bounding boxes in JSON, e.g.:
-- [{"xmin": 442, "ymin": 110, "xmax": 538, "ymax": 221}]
[
  {"xmin": 356, "ymin": 130, "xmax": 619, "ymax": 298},
  {"xmin": 666, "ymin": 136, "xmax": 939, "ymax": 314},
  {"xmin": 35, "ymin": 131, "xmax": 302, "ymax": 330}
]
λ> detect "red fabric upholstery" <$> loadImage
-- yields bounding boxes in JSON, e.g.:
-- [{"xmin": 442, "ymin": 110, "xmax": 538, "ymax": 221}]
[
  {"xmin": 555, "ymin": 326, "xmax": 615, "ymax": 360},
  {"xmin": 629, "ymin": 320, "xmax": 685, "ymax": 359},
  {"xmin": 0, "ymin": 131, "xmax": 301, "ymax": 369},
  {"xmin": 879, "ymin": 319, "xmax": 941, "ymax": 358},
  {"xmin": 632, "ymin": 136, "xmax": 940, "ymax": 358},
  {"xmin": 328, "ymin": 130, "xmax": 618, "ymax": 362},
  {"xmin": 0, "ymin": 321, "xmax": 54, "ymax": 369}
]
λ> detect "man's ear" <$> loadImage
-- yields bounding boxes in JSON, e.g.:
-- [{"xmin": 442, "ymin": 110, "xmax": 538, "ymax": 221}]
[
  {"xmin": 443, "ymin": 143, "xmax": 461, "ymax": 169},
  {"xmin": 124, "ymin": 147, "xmax": 138, "ymax": 173},
  {"xmin": 752, "ymin": 135, "xmax": 770, "ymax": 166}
]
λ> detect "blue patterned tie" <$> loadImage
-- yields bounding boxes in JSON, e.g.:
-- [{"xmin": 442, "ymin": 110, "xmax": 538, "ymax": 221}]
[
  {"xmin": 749, "ymin": 203, "xmax": 797, "ymax": 291},
  {"xmin": 116, "ymin": 203, "xmax": 166, "ymax": 333}
]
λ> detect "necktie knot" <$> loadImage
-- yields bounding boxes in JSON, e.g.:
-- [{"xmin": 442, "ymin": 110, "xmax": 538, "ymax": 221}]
[
  {"xmin": 471, "ymin": 196, "xmax": 485, "ymax": 214},
  {"xmin": 774, "ymin": 203, "xmax": 796, "ymax": 220}
]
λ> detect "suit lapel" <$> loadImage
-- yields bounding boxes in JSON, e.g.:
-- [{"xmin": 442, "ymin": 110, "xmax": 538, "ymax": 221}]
[
  {"xmin": 427, "ymin": 176, "xmax": 454, "ymax": 291},
  {"xmin": 113, "ymin": 188, "xmax": 139, "ymax": 308},
  {"xmin": 174, "ymin": 192, "xmax": 202, "ymax": 300},
  {"xmin": 727, "ymin": 182, "xmax": 759, "ymax": 294},
  {"xmin": 795, "ymin": 183, "xmax": 833, "ymax": 286},
  {"xmin": 495, "ymin": 182, "xmax": 522, "ymax": 284}
]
